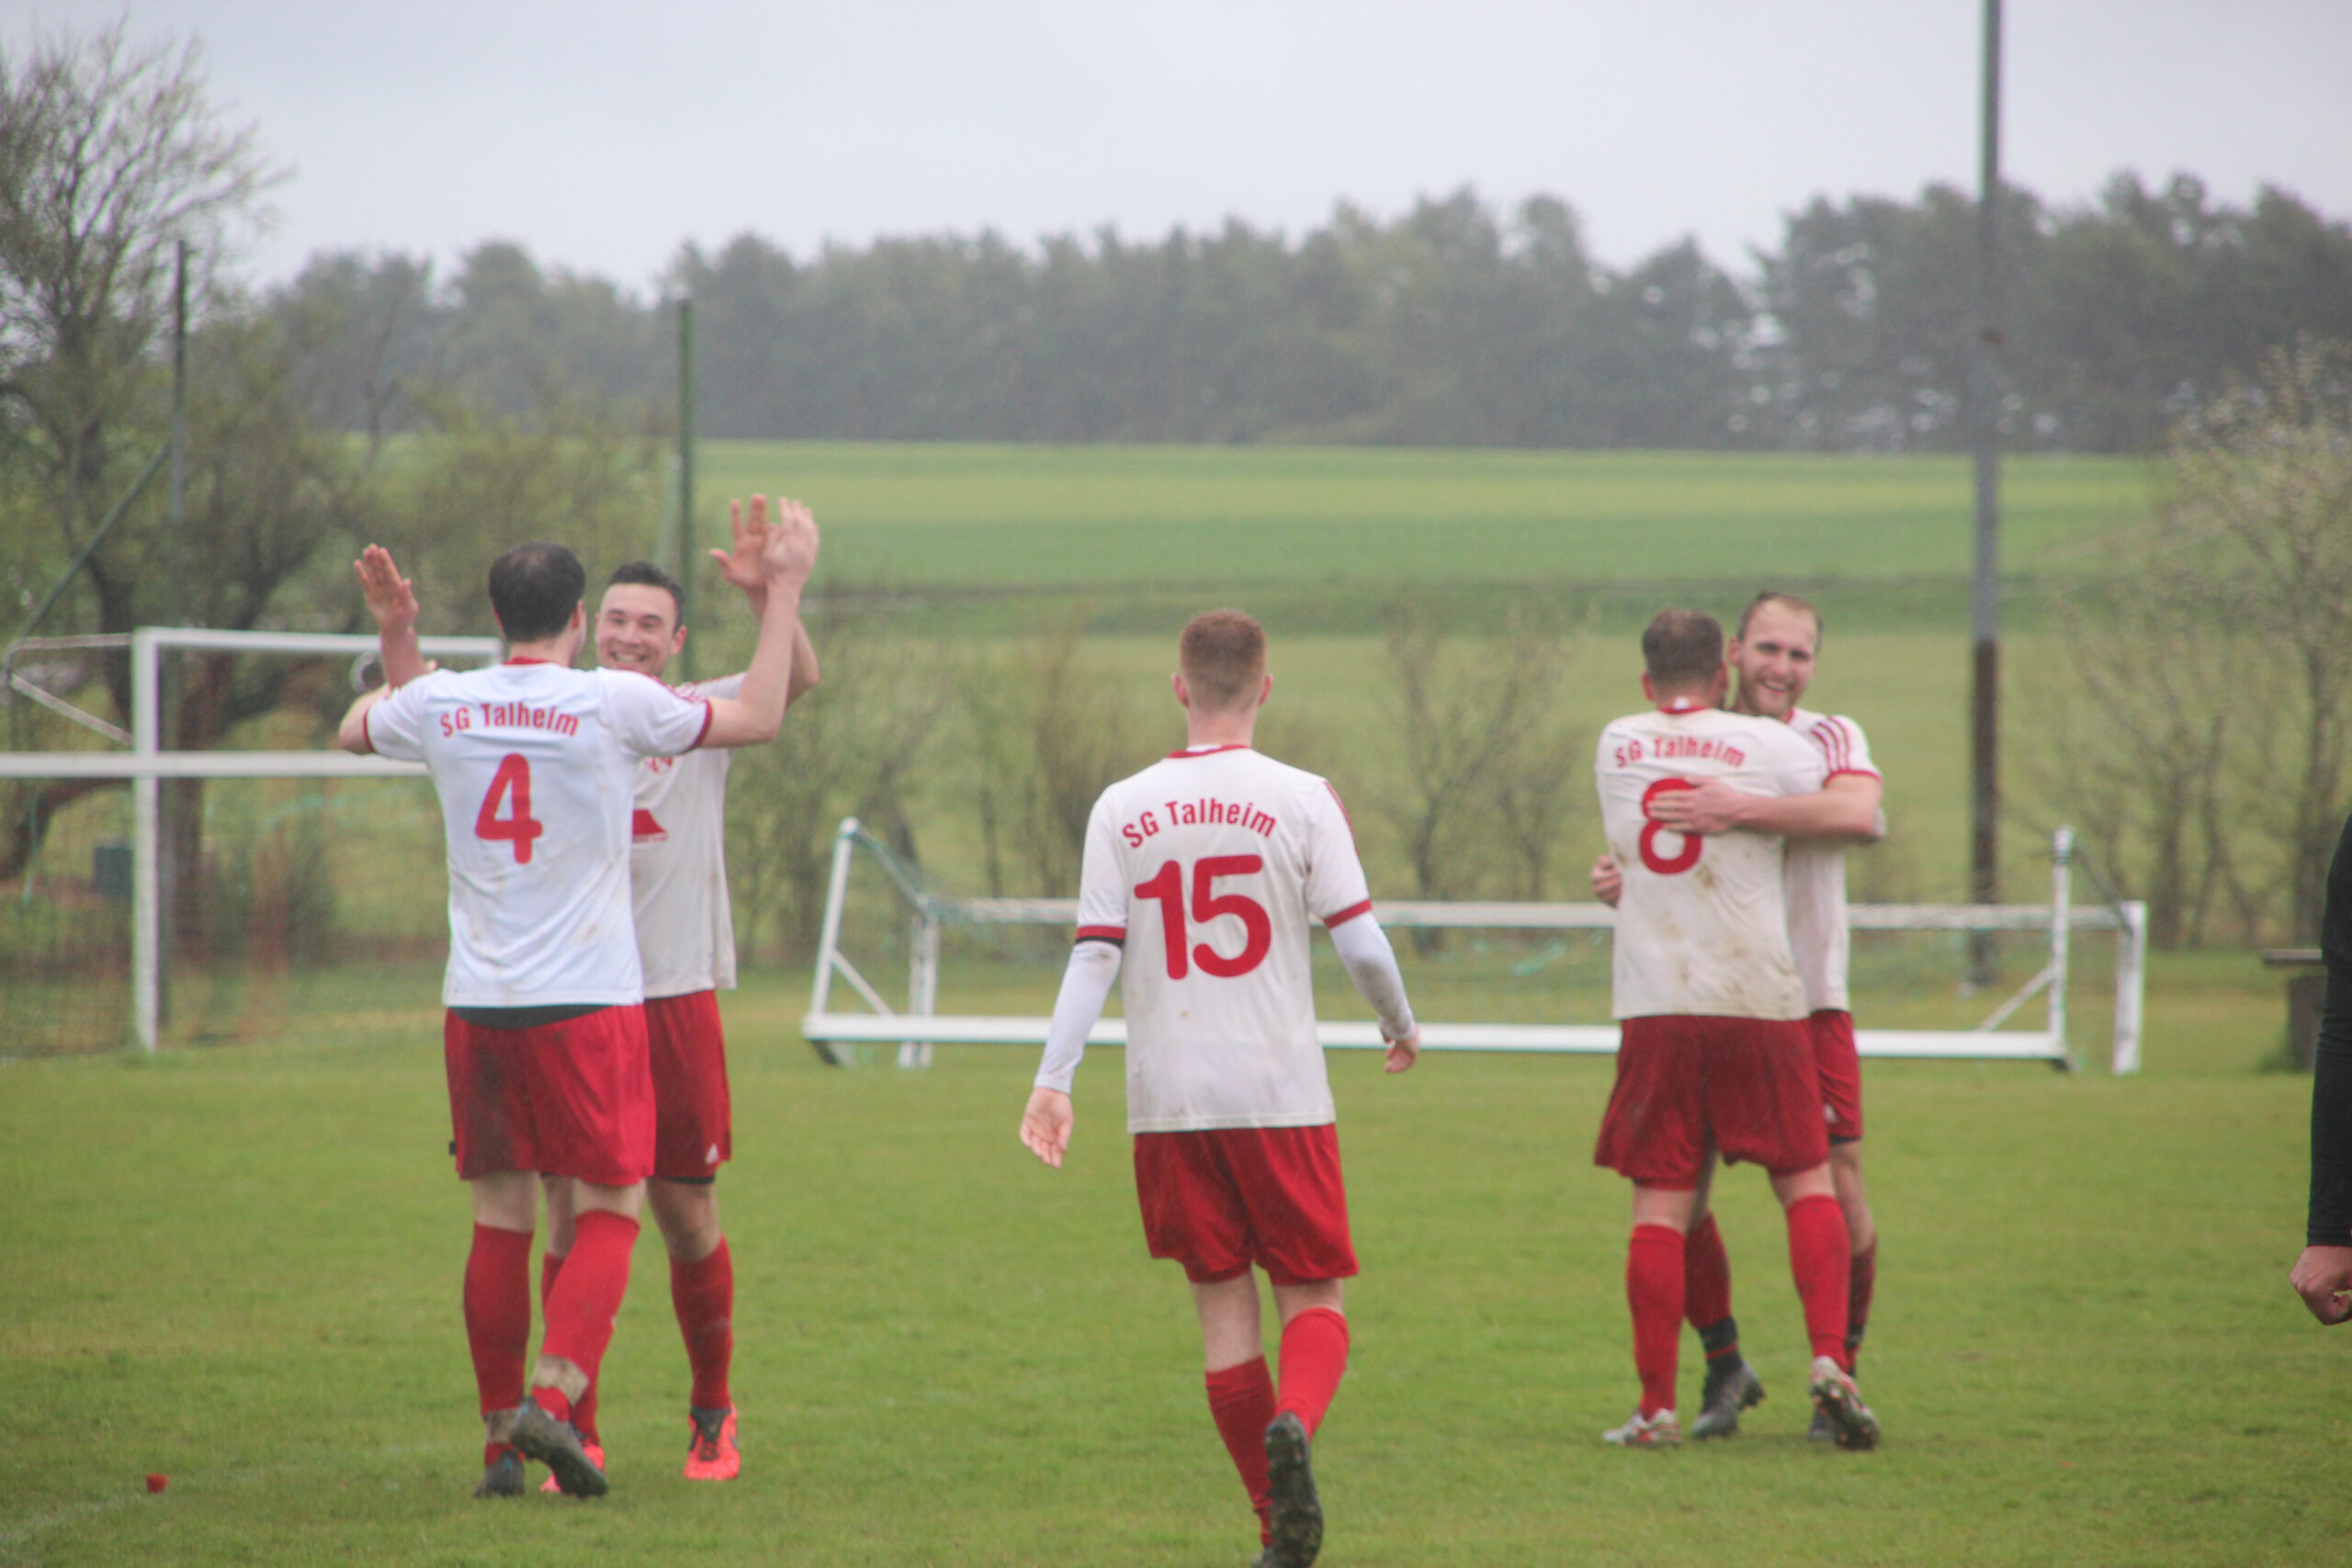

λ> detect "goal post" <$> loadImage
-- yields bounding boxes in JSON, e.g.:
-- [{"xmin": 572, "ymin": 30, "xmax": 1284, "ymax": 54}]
[
  {"xmin": 1, "ymin": 626, "xmax": 505, "ymax": 1050},
  {"xmin": 803, "ymin": 818, "xmax": 2149, "ymax": 1074}
]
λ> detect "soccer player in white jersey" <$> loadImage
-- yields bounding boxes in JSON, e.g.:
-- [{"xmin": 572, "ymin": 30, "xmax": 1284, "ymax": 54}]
[
  {"xmin": 526, "ymin": 524, "xmax": 820, "ymax": 1488},
  {"xmin": 1589, "ymin": 607, "xmax": 1876, "ymax": 1451},
  {"xmin": 337, "ymin": 498, "xmax": 817, "ymax": 1499},
  {"xmin": 1631, "ymin": 591, "xmax": 1886, "ymax": 1443},
  {"xmin": 1017, "ymin": 610, "xmax": 1420, "ymax": 1568}
]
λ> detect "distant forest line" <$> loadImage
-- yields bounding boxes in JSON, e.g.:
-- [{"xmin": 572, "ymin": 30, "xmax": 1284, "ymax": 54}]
[{"xmin": 272, "ymin": 173, "xmax": 2352, "ymax": 456}]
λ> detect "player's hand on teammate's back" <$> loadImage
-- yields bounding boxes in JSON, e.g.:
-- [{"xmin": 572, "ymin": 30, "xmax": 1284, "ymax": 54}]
[
  {"xmin": 1589, "ymin": 854, "xmax": 1623, "ymax": 908},
  {"xmin": 1019, "ymin": 1088, "xmax": 1074, "ymax": 1168},
  {"xmin": 1383, "ymin": 1025, "xmax": 1421, "ymax": 1074},
  {"xmin": 355, "ymin": 545, "xmax": 419, "ymax": 635},
  {"xmin": 2289, "ymin": 1244, "xmax": 2352, "ymax": 1324},
  {"xmin": 1646, "ymin": 778, "xmax": 1747, "ymax": 835}
]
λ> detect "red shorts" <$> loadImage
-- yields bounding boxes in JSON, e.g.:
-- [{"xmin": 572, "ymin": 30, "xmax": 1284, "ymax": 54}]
[
  {"xmin": 1811, "ymin": 1009, "xmax": 1864, "ymax": 1143},
  {"xmin": 1132, "ymin": 1124, "xmax": 1359, "ymax": 1287},
  {"xmin": 648, "ymin": 989, "xmax": 732, "ymax": 1181},
  {"xmin": 1592, "ymin": 1014, "xmax": 1828, "ymax": 1187},
  {"xmin": 444, "ymin": 1005, "xmax": 654, "ymax": 1188}
]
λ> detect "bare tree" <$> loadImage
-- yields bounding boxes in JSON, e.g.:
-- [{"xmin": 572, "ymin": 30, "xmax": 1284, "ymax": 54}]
[{"xmin": 1374, "ymin": 601, "xmax": 1582, "ymax": 915}]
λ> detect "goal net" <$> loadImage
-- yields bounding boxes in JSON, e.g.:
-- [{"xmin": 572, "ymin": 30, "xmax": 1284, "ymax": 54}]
[
  {"xmin": 2, "ymin": 628, "xmax": 502, "ymax": 1053},
  {"xmin": 802, "ymin": 818, "xmax": 2148, "ymax": 1074}
]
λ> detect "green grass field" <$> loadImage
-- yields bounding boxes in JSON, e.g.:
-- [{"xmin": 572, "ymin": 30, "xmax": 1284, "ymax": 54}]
[{"xmin": 0, "ymin": 951, "xmax": 2329, "ymax": 1567}]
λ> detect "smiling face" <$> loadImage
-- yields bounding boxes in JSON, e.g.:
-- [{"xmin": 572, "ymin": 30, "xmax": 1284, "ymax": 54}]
[
  {"xmin": 595, "ymin": 582, "xmax": 684, "ymax": 680},
  {"xmin": 1727, "ymin": 599, "xmax": 1819, "ymax": 721}
]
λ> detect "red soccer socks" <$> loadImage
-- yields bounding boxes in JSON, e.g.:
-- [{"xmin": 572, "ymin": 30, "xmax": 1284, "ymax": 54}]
[
  {"xmin": 1683, "ymin": 1211, "xmax": 1735, "ymax": 1346},
  {"xmin": 537, "ymin": 1249, "xmax": 598, "ymax": 1440},
  {"xmin": 671, "ymin": 1238, "xmax": 736, "ymax": 1413},
  {"xmin": 1273, "ymin": 1306, "xmax": 1350, "ymax": 1436},
  {"xmin": 464, "ymin": 1224, "xmax": 533, "ymax": 1422},
  {"xmin": 1847, "ymin": 1239, "xmax": 1879, "ymax": 1367},
  {"xmin": 1626, "ymin": 1224, "xmax": 1686, "ymax": 1416},
  {"xmin": 1205, "ymin": 1356, "xmax": 1277, "ymax": 1542},
  {"xmin": 1783, "ymin": 1193, "xmax": 1853, "ymax": 1367},
  {"xmin": 533, "ymin": 1210, "xmax": 639, "ymax": 1419}
]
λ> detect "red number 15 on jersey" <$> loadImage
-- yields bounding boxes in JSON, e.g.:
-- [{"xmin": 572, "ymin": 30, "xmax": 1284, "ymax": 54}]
[
  {"xmin": 1135, "ymin": 855, "xmax": 1272, "ymax": 980},
  {"xmin": 475, "ymin": 754, "xmax": 546, "ymax": 864}
]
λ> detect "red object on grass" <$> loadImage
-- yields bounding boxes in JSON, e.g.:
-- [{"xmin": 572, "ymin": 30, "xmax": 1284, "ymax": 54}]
[{"xmin": 145, "ymin": 1473, "xmax": 167, "ymax": 1493}]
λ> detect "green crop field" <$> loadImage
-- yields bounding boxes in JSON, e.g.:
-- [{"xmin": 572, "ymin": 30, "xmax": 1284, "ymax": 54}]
[
  {"xmin": 0, "ymin": 955, "xmax": 2327, "ymax": 1568},
  {"xmin": 693, "ymin": 443, "xmax": 2153, "ymax": 616}
]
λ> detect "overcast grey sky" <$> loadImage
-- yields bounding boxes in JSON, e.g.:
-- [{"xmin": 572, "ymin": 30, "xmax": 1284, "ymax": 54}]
[{"xmin": 16, "ymin": 1, "xmax": 2352, "ymax": 294}]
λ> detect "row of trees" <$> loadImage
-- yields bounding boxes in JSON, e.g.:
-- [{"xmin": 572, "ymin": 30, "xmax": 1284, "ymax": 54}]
[{"xmin": 272, "ymin": 176, "xmax": 2352, "ymax": 457}]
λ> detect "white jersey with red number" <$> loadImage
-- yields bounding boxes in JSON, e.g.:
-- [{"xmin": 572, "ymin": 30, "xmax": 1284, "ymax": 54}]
[
  {"xmin": 366, "ymin": 660, "xmax": 713, "ymax": 1008},
  {"xmin": 630, "ymin": 672, "xmax": 742, "ymax": 998},
  {"xmin": 1784, "ymin": 706, "xmax": 1879, "ymax": 1014},
  {"xmin": 1076, "ymin": 744, "xmax": 1374, "ymax": 1134},
  {"xmin": 1595, "ymin": 703, "xmax": 1826, "ymax": 1021}
]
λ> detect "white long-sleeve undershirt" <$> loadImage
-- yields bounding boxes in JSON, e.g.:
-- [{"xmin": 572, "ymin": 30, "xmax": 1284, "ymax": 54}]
[
  {"xmin": 1031, "ymin": 916, "xmax": 1417, "ymax": 1096},
  {"xmin": 1033, "ymin": 939, "xmax": 1122, "ymax": 1093},
  {"xmin": 1329, "ymin": 913, "xmax": 1416, "ymax": 1043}
]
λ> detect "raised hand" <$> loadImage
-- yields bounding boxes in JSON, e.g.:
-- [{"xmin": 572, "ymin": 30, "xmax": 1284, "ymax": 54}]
[
  {"xmin": 753, "ymin": 494, "xmax": 819, "ymax": 588},
  {"xmin": 712, "ymin": 497, "xmax": 770, "ymax": 605},
  {"xmin": 1019, "ymin": 1086, "xmax": 1074, "ymax": 1168},
  {"xmin": 354, "ymin": 545, "xmax": 418, "ymax": 635}
]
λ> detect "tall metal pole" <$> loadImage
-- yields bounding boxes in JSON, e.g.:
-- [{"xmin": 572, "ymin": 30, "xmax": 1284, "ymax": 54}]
[
  {"xmin": 169, "ymin": 241, "xmax": 189, "ymax": 626},
  {"xmin": 676, "ymin": 297, "xmax": 695, "ymax": 682},
  {"xmin": 1970, "ymin": 0, "xmax": 2005, "ymax": 960}
]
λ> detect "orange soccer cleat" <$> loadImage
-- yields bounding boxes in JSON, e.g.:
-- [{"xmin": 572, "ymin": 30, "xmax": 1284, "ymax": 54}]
[{"xmin": 683, "ymin": 1405, "xmax": 741, "ymax": 1481}]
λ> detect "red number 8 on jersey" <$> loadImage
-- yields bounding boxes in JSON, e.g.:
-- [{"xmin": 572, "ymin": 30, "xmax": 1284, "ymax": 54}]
[{"xmin": 1638, "ymin": 777, "xmax": 1702, "ymax": 875}]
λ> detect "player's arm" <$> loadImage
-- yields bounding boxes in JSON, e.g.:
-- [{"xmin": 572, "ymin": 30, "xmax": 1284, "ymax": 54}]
[
  {"xmin": 336, "ymin": 685, "xmax": 389, "ymax": 754},
  {"xmin": 1021, "ymin": 937, "xmax": 1122, "ymax": 1169},
  {"xmin": 2296, "ymin": 823, "xmax": 2352, "ymax": 1325},
  {"xmin": 698, "ymin": 495, "xmax": 819, "ymax": 749},
  {"xmin": 1647, "ymin": 772, "xmax": 1883, "ymax": 842},
  {"xmin": 1327, "ymin": 909, "xmax": 1421, "ymax": 1072},
  {"xmin": 1590, "ymin": 853, "xmax": 1622, "ymax": 908},
  {"xmin": 355, "ymin": 546, "xmax": 432, "ymax": 688},
  {"xmin": 707, "ymin": 499, "xmax": 822, "ymax": 707}
]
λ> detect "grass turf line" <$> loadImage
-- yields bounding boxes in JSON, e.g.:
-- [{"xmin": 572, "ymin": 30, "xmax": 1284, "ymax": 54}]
[{"xmin": 0, "ymin": 978, "xmax": 2331, "ymax": 1567}]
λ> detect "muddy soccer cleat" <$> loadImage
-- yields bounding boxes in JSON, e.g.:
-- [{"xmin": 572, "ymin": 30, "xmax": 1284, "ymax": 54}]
[
  {"xmin": 537, "ymin": 1439, "xmax": 606, "ymax": 1494},
  {"xmin": 509, "ymin": 1402, "xmax": 609, "ymax": 1497},
  {"xmin": 1262, "ymin": 1411, "xmax": 1323, "ymax": 1568},
  {"xmin": 684, "ymin": 1405, "xmax": 741, "ymax": 1482},
  {"xmin": 1690, "ymin": 1359, "xmax": 1766, "ymax": 1440},
  {"xmin": 1601, "ymin": 1407, "xmax": 1681, "ymax": 1449},
  {"xmin": 1807, "ymin": 1356, "xmax": 1881, "ymax": 1451},
  {"xmin": 474, "ymin": 1448, "xmax": 526, "ymax": 1498},
  {"xmin": 1808, "ymin": 1407, "xmax": 1836, "ymax": 1443}
]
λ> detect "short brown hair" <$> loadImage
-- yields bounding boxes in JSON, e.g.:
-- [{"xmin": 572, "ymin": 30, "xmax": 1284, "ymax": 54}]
[
  {"xmin": 1179, "ymin": 609, "xmax": 1267, "ymax": 712},
  {"xmin": 1736, "ymin": 591, "xmax": 1824, "ymax": 643},
  {"xmin": 1641, "ymin": 607, "xmax": 1724, "ymax": 687}
]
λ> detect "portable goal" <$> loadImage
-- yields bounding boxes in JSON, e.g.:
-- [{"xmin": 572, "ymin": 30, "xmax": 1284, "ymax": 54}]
[
  {"xmin": 2, "ymin": 626, "xmax": 504, "ymax": 1051},
  {"xmin": 803, "ymin": 818, "xmax": 2148, "ymax": 1074}
]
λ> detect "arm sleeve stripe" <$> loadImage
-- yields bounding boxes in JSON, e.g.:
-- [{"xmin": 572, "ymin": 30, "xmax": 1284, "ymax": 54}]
[
  {"xmin": 358, "ymin": 704, "xmax": 376, "ymax": 755},
  {"xmin": 1825, "ymin": 767, "xmax": 1881, "ymax": 782},
  {"xmin": 688, "ymin": 698, "xmax": 715, "ymax": 751},
  {"xmin": 1322, "ymin": 899, "xmax": 1374, "ymax": 930},
  {"xmin": 1075, "ymin": 925, "xmax": 1126, "ymax": 944}
]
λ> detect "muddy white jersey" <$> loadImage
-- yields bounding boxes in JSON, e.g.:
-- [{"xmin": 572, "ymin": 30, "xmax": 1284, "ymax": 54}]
[
  {"xmin": 630, "ymin": 672, "xmax": 742, "ymax": 998},
  {"xmin": 1076, "ymin": 744, "xmax": 1374, "ymax": 1134},
  {"xmin": 1783, "ymin": 707, "xmax": 1879, "ymax": 1014},
  {"xmin": 1595, "ymin": 704, "xmax": 1826, "ymax": 1021},
  {"xmin": 366, "ymin": 660, "xmax": 713, "ymax": 1008}
]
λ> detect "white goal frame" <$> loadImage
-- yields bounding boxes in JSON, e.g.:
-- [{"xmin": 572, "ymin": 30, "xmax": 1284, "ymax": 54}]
[
  {"xmin": 0, "ymin": 626, "xmax": 504, "ymax": 1050},
  {"xmin": 804, "ymin": 818, "xmax": 2149, "ymax": 1074}
]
